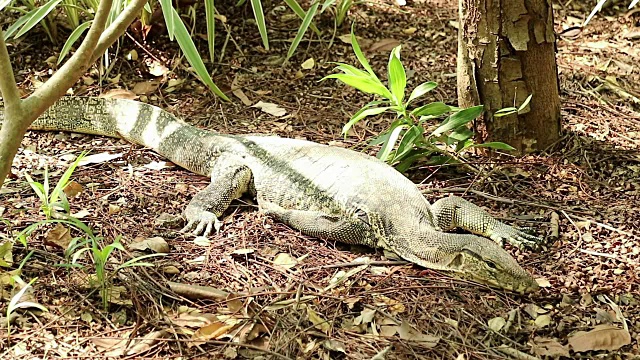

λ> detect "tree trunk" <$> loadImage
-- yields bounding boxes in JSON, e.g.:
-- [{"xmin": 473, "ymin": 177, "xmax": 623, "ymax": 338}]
[{"xmin": 457, "ymin": 0, "xmax": 561, "ymax": 153}]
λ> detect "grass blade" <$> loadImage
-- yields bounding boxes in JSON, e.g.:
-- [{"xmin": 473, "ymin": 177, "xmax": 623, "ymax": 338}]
[
  {"xmin": 284, "ymin": 0, "xmax": 321, "ymax": 36},
  {"xmin": 204, "ymin": 0, "xmax": 215, "ymax": 61},
  {"xmin": 15, "ymin": 0, "xmax": 63, "ymax": 38},
  {"xmin": 286, "ymin": 1, "xmax": 319, "ymax": 61},
  {"xmin": 159, "ymin": 0, "xmax": 176, "ymax": 40},
  {"xmin": 250, "ymin": 0, "xmax": 269, "ymax": 50},
  {"xmin": 57, "ymin": 21, "xmax": 92, "ymax": 64}
]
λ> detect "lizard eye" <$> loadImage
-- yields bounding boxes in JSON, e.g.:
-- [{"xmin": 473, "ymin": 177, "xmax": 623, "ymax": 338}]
[{"xmin": 486, "ymin": 261, "xmax": 497, "ymax": 269}]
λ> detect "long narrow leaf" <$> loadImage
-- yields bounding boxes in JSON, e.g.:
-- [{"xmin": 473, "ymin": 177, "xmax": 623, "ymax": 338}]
[
  {"xmin": 465, "ymin": 141, "xmax": 515, "ymax": 151},
  {"xmin": 204, "ymin": 0, "xmax": 215, "ymax": 61},
  {"xmin": 378, "ymin": 124, "xmax": 406, "ymax": 161},
  {"xmin": 50, "ymin": 152, "xmax": 85, "ymax": 206},
  {"xmin": 387, "ymin": 46, "xmax": 406, "ymax": 105},
  {"xmin": 323, "ymin": 74, "xmax": 393, "ymax": 99},
  {"xmin": 169, "ymin": 7, "xmax": 230, "ymax": 100},
  {"xmin": 350, "ymin": 23, "xmax": 376, "ymax": 77},
  {"xmin": 4, "ymin": 11, "xmax": 32, "ymax": 39},
  {"xmin": 332, "ymin": 63, "xmax": 369, "ymax": 77},
  {"xmin": 407, "ymin": 81, "xmax": 437, "ymax": 104},
  {"xmin": 15, "ymin": 0, "xmax": 63, "ymax": 38},
  {"xmin": 58, "ymin": 21, "xmax": 92, "ymax": 64},
  {"xmin": 159, "ymin": 0, "xmax": 175, "ymax": 40},
  {"xmin": 284, "ymin": 0, "xmax": 321, "ymax": 36},
  {"xmin": 286, "ymin": 1, "xmax": 319, "ymax": 61},
  {"xmin": 342, "ymin": 106, "xmax": 390, "ymax": 135},
  {"xmin": 23, "ymin": 174, "xmax": 46, "ymax": 201},
  {"xmin": 0, "ymin": 0, "xmax": 12, "ymax": 12},
  {"xmin": 411, "ymin": 102, "xmax": 452, "ymax": 117},
  {"xmin": 250, "ymin": 0, "xmax": 269, "ymax": 49},
  {"xmin": 433, "ymin": 105, "xmax": 483, "ymax": 136}
]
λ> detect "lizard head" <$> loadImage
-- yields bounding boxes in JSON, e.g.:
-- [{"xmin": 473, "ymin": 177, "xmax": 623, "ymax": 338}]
[{"xmin": 440, "ymin": 236, "xmax": 539, "ymax": 293}]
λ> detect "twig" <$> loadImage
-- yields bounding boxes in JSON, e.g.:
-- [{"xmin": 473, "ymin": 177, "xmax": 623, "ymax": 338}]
[{"xmin": 304, "ymin": 260, "xmax": 408, "ymax": 272}]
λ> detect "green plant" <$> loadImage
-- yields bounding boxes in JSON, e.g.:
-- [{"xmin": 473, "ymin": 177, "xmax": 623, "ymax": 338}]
[
  {"xmin": 69, "ymin": 235, "xmax": 160, "ymax": 310},
  {"xmin": 23, "ymin": 152, "xmax": 85, "ymax": 220},
  {"xmin": 321, "ymin": 0, "xmax": 353, "ymax": 26},
  {"xmin": 494, "ymin": 94, "xmax": 532, "ymax": 118},
  {"xmin": 323, "ymin": 26, "xmax": 515, "ymax": 172}
]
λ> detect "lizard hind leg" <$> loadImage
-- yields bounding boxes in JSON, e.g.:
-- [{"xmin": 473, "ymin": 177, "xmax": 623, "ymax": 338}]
[
  {"xmin": 259, "ymin": 201, "xmax": 374, "ymax": 246},
  {"xmin": 430, "ymin": 195, "xmax": 543, "ymax": 251},
  {"xmin": 182, "ymin": 157, "xmax": 253, "ymax": 237}
]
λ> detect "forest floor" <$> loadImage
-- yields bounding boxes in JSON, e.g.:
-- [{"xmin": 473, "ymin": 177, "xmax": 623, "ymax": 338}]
[{"xmin": 1, "ymin": 0, "xmax": 640, "ymax": 358}]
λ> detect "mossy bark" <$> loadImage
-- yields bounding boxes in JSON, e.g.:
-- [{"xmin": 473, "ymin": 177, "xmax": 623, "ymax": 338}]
[{"xmin": 457, "ymin": 0, "xmax": 561, "ymax": 153}]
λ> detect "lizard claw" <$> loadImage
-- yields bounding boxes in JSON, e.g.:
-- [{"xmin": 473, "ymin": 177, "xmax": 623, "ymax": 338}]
[
  {"xmin": 181, "ymin": 210, "xmax": 222, "ymax": 237},
  {"xmin": 490, "ymin": 224, "xmax": 544, "ymax": 251}
]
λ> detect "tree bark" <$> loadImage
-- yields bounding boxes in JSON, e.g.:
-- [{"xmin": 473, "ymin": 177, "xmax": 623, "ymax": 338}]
[
  {"xmin": 0, "ymin": 0, "xmax": 148, "ymax": 188},
  {"xmin": 457, "ymin": 0, "xmax": 561, "ymax": 153}
]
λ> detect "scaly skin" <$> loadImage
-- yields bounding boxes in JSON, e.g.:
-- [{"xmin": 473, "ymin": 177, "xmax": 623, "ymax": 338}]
[{"xmin": 1, "ymin": 97, "xmax": 543, "ymax": 293}]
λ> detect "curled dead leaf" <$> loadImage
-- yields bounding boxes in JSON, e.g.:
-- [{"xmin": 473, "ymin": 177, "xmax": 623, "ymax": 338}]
[{"xmin": 568, "ymin": 325, "xmax": 631, "ymax": 352}]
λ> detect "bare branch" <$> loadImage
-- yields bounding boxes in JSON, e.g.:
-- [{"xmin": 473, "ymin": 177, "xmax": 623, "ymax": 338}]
[
  {"xmin": 92, "ymin": 0, "xmax": 149, "ymax": 64},
  {"xmin": 0, "ymin": 31, "xmax": 21, "ymax": 109}
]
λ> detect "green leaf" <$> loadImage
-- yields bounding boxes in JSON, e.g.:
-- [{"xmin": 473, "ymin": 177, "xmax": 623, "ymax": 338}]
[
  {"xmin": 411, "ymin": 102, "xmax": 452, "ymax": 117},
  {"xmin": 286, "ymin": 1, "xmax": 319, "ymax": 61},
  {"xmin": 466, "ymin": 141, "xmax": 515, "ymax": 151},
  {"xmin": 284, "ymin": 0, "xmax": 321, "ymax": 35},
  {"xmin": 4, "ymin": 11, "xmax": 32, "ymax": 40},
  {"xmin": 332, "ymin": 63, "xmax": 370, "ymax": 77},
  {"xmin": 378, "ymin": 124, "xmax": 406, "ymax": 162},
  {"xmin": 250, "ymin": 0, "xmax": 269, "ymax": 50},
  {"xmin": 169, "ymin": 7, "xmax": 230, "ymax": 100},
  {"xmin": 408, "ymin": 81, "xmax": 437, "ymax": 104},
  {"xmin": 394, "ymin": 149, "xmax": 433, "ymax": 172},
  {"xmin": 57, "ymin": 21, "xmax": 92, "ymax": 64},
  {"xmin": 350, "ymin": 23, "xmax": 376, "ymax": 77},
  {"xmin": 448, "ymin": 127, "xmax": 474, "ymax": 141},
  {"xmin": 494, "ymin": 107, "xmax": 517, "ymax": 118},
  {"xmin": 394, "ymin": 125, "xmax": 424, "ymax": 161},
  {"xmin": 24, "ymin": 174, "xmax": 46, "ymax": 201},
  {"xmin": 204, "ymin": 0, "xmax": 215, "ymax": 61},
  {"xmin": 517, "ymin": 94, "xmax": 533, "ymax": 112},
  {"xmin": 387, "ymin": 45, "xmax": 406, "ymax": 105},
  {"xmin": 323, "ymin": 74, "xmax": 393, "ymax": 99},
  {"xmin": 15, "ymin": 0, "xmax": 63, "ymax": 38},
  {"xmin": 320, "ymin": 0, "xmax": 335, "ymax": 12},
  {"xmin": 433, "ymin": 105, "xmax": 483, "ymax": 136},
  {"xmin": 158, "ymin": 0, "xmax": 175, "ymax": 40},
  {"xmin": 0, "ymin": 0, "xmax": 13, "ymax": 12},
  {"xmin": 50, "ymin": 153, "xmax": 85, "ymax": 207},
  {"xmin": 342, "ymin": 107, "xmax": 390, "ymax": 136}
]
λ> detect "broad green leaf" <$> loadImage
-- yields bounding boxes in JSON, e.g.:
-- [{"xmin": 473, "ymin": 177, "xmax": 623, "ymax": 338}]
[
  {"xmin": 159, "ymin": 0, "xmax": 175, "ymax": 40},
  {"xmin": 448, "ymin": 127, "xmax": 473, "ymax": 141},
  {"xmin": 1, "ymin": 0, "xmax": 13, "ymax": 12},
  {"xmin": 411, "ymin": 102, "xmax": 452, "ymax": 117},
  {"xmin": 394, "ymin": 125, "xmax": 424, "ymax": 161},
  {"xmin": 433, "ymin": 105, "xmax": 483, "ymax": 136},
  {"xmin": 15, "ymin": 0, "xmax": 63, "ymax": 38},
  {"xmin": 378, "ymin": 124, "xmax": 406, "ymax": 162},
  {"xmin": 466, "ymin": 141, "xmax": 515, "ymax": 151},
  {"xmin": 342, "ymin": 107, "xmax": 390, "ymax": 135},
  {"xmin": 57, "ymin": 21, "xmax": 92, "ymax": 64},
  {"xmin": 350, "ymin": 24, "xmax": 376, "ymax": 77},
  {"xmin": 408, "ymin": 81, "xmax": 437, "ymax": 104},
  {"xmin": 387, "ymin": 45, "xmax": 406, "ymax": 105},
  {"xmin": 517, "ymin": 94, "xmax": 533, "ymax": 112},
  {"xmin": 395, "ymin": 149, "xmax": 433, "ymax": 173},
  {"xmin": 323, "ymin": 74, "xmax": 393, "ymax": 99},
  {"xmin": 286, "ymin": 1, "xmax": 319, "ymax": 61},
  {"xmin": 284, "ymin": 0, "xmax": 321, "ymax": 35},
  {"xmin": 169, "ymin": 7, "xmax": 229, "ymax": 100},
  {"xmin": 333, "ymin": 63, "xmax": 369, "ymax": 77},
  {"xmin": 204, "ymin": 0, "xmax": 215, "ymax": 61},
  {"xmin": 250, "ymin": 0, "xmax": 269, "ymax": 50}
]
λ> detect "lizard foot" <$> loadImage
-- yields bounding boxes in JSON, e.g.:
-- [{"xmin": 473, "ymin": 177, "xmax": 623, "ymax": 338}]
[
  {"xmin": 181, "ymin": 210, "xmax": 222, "ymax": 237},
  {"xmin": 489, "ymin": 224, "xmax": 544, "ymax": 251}
]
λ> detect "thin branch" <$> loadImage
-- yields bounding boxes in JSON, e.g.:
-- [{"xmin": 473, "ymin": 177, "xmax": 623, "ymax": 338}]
[
  {"xmin": 22, "ymin": 0, "xmax": 115, "ymax": 118},
  {"xmin": 91, "ymin": 0, "xmax": 149, "ymax": 64},
  {"xmin": 0, "ymin": 30, "xmax": 21, "ymax": 108}
]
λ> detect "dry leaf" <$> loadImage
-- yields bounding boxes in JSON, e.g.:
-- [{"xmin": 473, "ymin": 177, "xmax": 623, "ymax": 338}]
[
  {"xmin": 488, "ymin": 316, "xmax": 506, "ymax": 332},
  {"xmin": 63, "ymin": 181, "xmax": 83, "ymax": 197},
  {"xmin": 301, "ymin": 58, "xmax": 315, "ymax": 70},
  {"xmin": 534, "ymin": 314, "xmax": 552, "ymax": 328},
  {"xmin": 191, "ymin": 321, "xmax": 235, "ymax": 344},
  {"xmin": 147, "ymin": 59, "xmax": 169, "ymax": 76},
  {"xmin": 132, "ymin": 80, "xmax": 160, "ymax": 95},
  {"xmin": 353, "ymin": 308, "xmax": 376, "ymax": 325},
  {"xmin": 307, "ymin": 307, "xmax": 330, "ymax": 334},
  {"xmin": 369, "ymin": 38, "xmax": 401, "ymax": 52},
  {"xmin": 100, "ymin": 89, "xmax": 137, "ymax": 100},
  {"xmin": 273, "ymin": 253, "xmax": 297, "ymax": 269},
  {"xmin": 568, "ymin": 325, "xmax": 631, "ymax": 352},
  {"xmin": 78, "ymin": 152, "xmax": 122, "ymax": 166},
  {"xmin": 233, "ymin": 88, "xmax": 252, "ymax": 106},
  {"xmin": 323, "ymin": 339, "xmax": 346, "ymax": 353},
  {"xmin": 252, "ymin": 101, "xmax": 287, "ymax": 117},
  {"xmin": 128, "ymin": 237, "xmax": 169, "ymax": 253},
  {"xmin": 531, "ymin": 337, "xmax": 569, "ymax": 357},
  {"xmin": 0, "ymin": 242, "xmax": 13, "ymax": 267},
  {"xmin": 403, "ymin": 27, "xmax": 417, "ymax": 35},
  {"xmin": 44, "ymin": 223, "xmax": 72, "ymax": 249},
  {"xmin": 397, "ymin": 321, "xmax": 439, "ymax": 346},
  {"xmin": 535, "ymin": 277, "xmax": 551, "ymax": 288}
]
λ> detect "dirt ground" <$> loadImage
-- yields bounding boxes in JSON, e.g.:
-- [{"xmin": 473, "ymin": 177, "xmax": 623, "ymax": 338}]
[{"xmin": 1, "ymin": 0, "xmax": 640, "ymax": 358}]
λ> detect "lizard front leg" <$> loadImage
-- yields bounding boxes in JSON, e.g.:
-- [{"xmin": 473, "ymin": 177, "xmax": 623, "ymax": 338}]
[
  {"xmin": 182, "ymin": 157, "xmax": 253, "ymax": 237},
  {"xmin": 430, "ymin": 195, "xmax": 543, "ymax": 250}
]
